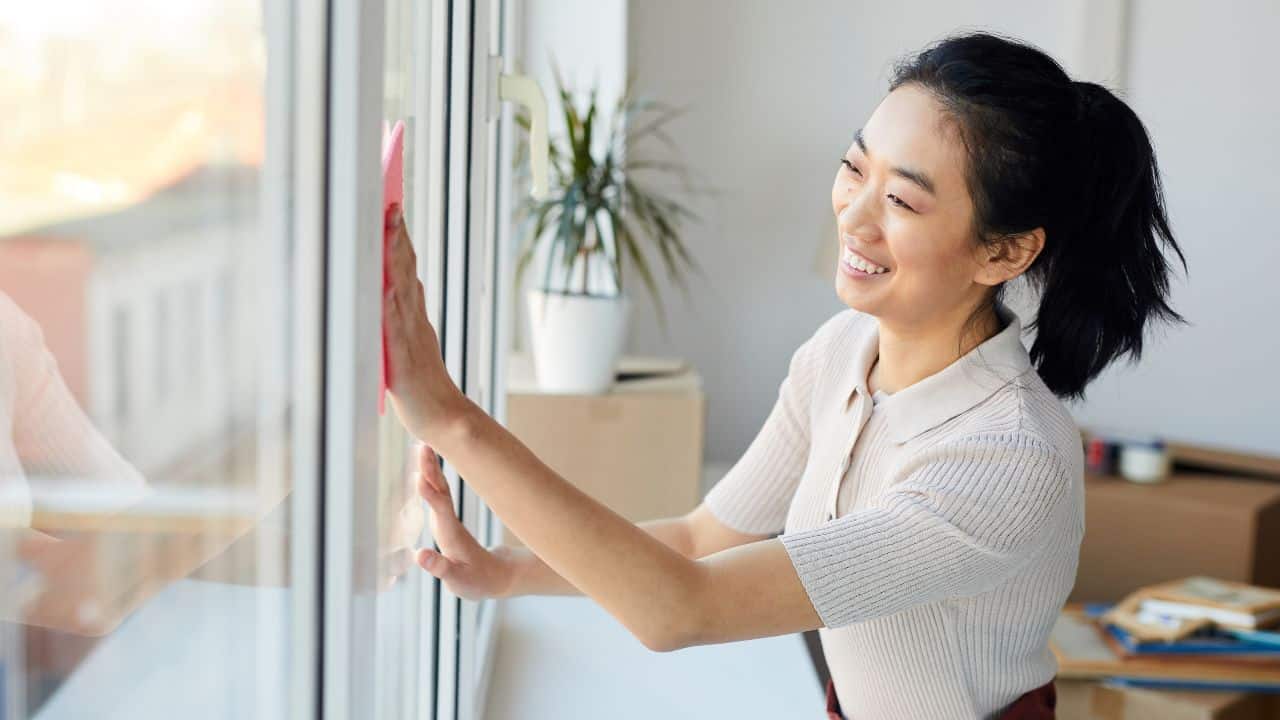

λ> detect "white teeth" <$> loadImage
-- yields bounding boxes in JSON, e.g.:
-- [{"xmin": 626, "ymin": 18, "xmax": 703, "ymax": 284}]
[{"xmin": 842, "ymin": 247, "xmax": 887, "ymax": 274}]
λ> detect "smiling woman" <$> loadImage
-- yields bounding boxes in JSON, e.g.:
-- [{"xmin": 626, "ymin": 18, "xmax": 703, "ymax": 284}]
[{"xmin": 382, "ymin": 30, "xmax": 1185, "ymax": 720}]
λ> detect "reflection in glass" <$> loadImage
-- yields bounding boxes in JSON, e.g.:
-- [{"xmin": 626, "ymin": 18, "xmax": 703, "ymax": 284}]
[
  {"xmin": 0, "ymin": 1, "xmax": 294, "ymax": 717},
  {"xmin": 374, "ymin": 2, "xmax": 433, "ymax": 719}
]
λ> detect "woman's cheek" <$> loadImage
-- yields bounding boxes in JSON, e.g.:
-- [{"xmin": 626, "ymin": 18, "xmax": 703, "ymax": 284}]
[{"xmin": 831, "ymin": 180, "xmax": 848, "ymax": 215}]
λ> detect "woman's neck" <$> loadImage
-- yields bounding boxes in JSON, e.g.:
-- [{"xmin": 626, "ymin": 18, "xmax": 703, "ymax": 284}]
[{"xmin": 869, "ymin": 305, "xmax": 1002, "ymax": 395}]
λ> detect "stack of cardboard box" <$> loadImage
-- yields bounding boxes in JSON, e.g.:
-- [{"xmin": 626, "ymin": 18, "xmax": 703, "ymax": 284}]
[{"xmin": 1062, "ymin": 439, "xmax": 1280, "ymax": 719}]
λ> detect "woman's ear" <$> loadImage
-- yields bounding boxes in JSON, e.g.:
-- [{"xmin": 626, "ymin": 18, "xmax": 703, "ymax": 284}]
[{"xmin": 974, "ymin": 228, "xmax": 1045, "ymax": 286}]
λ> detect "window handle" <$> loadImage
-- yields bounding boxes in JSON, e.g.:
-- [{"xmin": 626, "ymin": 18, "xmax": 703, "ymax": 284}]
[{"xmin": 490, "ymin": 59, "xmax": 550, "ymax": 201}]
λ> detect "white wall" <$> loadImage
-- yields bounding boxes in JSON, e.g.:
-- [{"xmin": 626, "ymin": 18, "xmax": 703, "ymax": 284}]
[
  {"xmin": 512, "ymin": 0, "xmax": 628, "ymax": 352},
  {"xmin": 1067, "ymin": 0, "xmax": 1280, "ymax": 456},
  {"xmin": 519, "ymin": 0, "xmax": 628, "ymax": 154},
  {"xmin": 624, "ymin": 1, "xmax": 1088, "ymax": 464},
  {"xmin": 520, "ymin": 0, "xmax": 1280, "ymax": 464}
]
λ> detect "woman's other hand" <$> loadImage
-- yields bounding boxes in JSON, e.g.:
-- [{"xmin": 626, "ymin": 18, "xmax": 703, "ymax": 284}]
[{"xmin": 413, "ymin": 443, "xmax": 516, "ymax": 600}]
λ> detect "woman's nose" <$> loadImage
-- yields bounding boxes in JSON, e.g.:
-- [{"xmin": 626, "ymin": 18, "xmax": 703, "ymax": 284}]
[{"xmin": 837, "ymin": 189, "xmax": 879, "ymax": 235}]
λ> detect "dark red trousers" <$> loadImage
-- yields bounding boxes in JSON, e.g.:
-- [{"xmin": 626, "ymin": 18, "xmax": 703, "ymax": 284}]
[{"xmin": 824, "ymin": 678, "xmax": 1057, "ymax": 719}]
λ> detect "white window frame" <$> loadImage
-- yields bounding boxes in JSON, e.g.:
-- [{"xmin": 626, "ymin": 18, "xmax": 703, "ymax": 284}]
[
  {"xmin": 287, "ymin": 0, "xmax": 328, "ymax": 717},
  {"xmin": 437, "ymin": 0, "xmax": 508, "ymax": 717},
  {"xmin": 321, "ymin": 0, "xmax": 388, "ymax": 715},
  {"xmin": 319, "ymin": 0, "xmax": 512, "ymax": 717}
]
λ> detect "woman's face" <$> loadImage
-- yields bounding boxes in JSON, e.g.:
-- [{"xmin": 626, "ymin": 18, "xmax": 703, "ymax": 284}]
[{"xmin": 831, "ymin": 83, "xmax": 990, "ymax": 331}]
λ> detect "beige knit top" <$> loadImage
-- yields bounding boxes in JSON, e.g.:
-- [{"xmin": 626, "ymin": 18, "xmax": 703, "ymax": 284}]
[
  {"xmin": 704, "ymin": 304, "xmax": 1084, "ymax": 719},
  {"xmin": 0, "ymin": 292, "xmax": 147, "ymax": 528}
]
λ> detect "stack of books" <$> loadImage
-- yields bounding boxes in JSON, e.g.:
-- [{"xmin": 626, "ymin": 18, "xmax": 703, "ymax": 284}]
[{"xmin": 1051, "ymin": 577, "xmax": 1280, "ymax": 692}]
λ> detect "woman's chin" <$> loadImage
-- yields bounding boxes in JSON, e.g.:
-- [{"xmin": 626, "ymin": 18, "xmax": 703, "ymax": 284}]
[{"xmin": 835, "ymin": 274, "xmax": 884, "ymax": 314}]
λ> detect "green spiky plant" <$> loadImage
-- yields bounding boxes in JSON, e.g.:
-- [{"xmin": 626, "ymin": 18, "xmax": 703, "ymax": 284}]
[{"xmin": 513, "ymin": 68, "xmax": 706, "ymax": 337}]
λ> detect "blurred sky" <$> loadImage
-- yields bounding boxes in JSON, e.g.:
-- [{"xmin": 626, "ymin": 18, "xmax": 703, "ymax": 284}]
[{"xmin": 0, "ymin": 0, "xmax": 265, "ymax": 235}]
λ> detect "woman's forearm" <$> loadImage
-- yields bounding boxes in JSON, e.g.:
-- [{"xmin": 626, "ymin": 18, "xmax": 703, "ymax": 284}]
[
  {"xmin": 496, "ymin": 516, "xmax": 696, "ymax": 597},
  {"xmin": 431, "ymin": 402, "xmax": 704, "ymax": 650}
]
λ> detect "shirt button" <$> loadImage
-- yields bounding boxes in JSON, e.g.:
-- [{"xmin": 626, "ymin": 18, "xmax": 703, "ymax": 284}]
[{"xmin": 825, "ymin": 511, "xmax": 834, "ymax": 522}]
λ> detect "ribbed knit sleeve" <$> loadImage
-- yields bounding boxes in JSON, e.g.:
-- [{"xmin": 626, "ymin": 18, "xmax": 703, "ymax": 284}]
[
  {"xmin": 779, "ymin": 431, "xmax": 1070, "ymax": 629},
  {"xmin": 4, "ymin": 296, "xmax": 147, "ymax": 520},
  {"xmin": 703, "ymin": 311, "xmax": 851, "ymax": 536}
]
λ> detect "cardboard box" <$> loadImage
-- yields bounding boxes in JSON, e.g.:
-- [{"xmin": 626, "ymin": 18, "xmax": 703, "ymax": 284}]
[
  {"xmin": 1057, "ymin": 680, "xmax": 1280, "ymax": 720},
  {"xmin": 1071, "ymin": 472, "xmax": 1280, "ymax": 603},
  {"xmin": 500, "ymin": 355, "xmax": 705, "ymax": 547}
]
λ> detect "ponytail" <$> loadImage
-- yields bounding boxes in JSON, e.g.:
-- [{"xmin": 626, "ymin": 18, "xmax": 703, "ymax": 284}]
[
  {"xmin": 1028, "ymin": 81, "xmax": 1186, "ymax": 398},
  {"xmin": 890, "ymin": 33, "xmax": 1186, "ymax": 399}
]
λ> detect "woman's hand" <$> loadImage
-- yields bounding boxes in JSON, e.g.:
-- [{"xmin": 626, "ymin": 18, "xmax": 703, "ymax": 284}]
[
  {"xmin": 413, "ymin": 443, "xmax": 517, "ymax": 600},
  {"xmin": 383, "ymin": 204, "xmax": 470, "ymax": 444}
]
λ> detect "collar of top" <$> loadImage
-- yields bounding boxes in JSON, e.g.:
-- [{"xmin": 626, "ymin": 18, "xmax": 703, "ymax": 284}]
[{"xmin": 840, "ymin": 302, "xmax": 1033, "ymax": 444}]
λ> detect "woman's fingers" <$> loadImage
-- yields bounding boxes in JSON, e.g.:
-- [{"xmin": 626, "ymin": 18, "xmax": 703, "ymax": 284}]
[
  {"xmin": 417, "ymin": 443, "xmax": 442, "ymax": 487},
  {"xmin": 382, "ymin": 205, "xmax": 414, "ymax": 340},
  {"xmin": 415, "ymin": 444, "xmax": 480, "ymax": 558},
  {"xmin": 417, "ymin": 472, "xmax": 453, "ymax": 517},
  {"xmin": 383, "ymin": 284, "xmax": 408, "ymax": 371},
  {"xmin": 384, "ymin": 205, "xmax": 419, "ymax": 310},
  {"xmin": 424, "ymin": 495, "xmax": 473, "ymax": 558},
  {"xmin": 416, "ymin": 548, "xmax": 457, "ymax": 580}
]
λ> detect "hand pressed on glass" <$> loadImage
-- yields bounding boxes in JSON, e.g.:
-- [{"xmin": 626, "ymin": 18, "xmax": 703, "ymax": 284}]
[
  {"xmin": 382, "ymin": 203, "xmax": 470, "ymax": 443},
  {"xmin": 412, "ymin": 443, "xmax": 515, "ymax": 600}
]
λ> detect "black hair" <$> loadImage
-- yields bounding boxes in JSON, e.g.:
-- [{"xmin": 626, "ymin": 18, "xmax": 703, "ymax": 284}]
[{"xmin": 888, "ymin": 31, "xmax": 1186, "ymax": 400}]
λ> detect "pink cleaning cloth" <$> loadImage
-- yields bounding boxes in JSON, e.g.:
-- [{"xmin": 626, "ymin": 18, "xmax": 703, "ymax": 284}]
[{"xmin": 381, "ymin": 119, "xmax": 405, "ymax": 415}]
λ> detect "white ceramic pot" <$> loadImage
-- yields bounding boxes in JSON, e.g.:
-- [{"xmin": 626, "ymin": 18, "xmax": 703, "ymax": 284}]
[{"xmin": 526, "ymin": 289, "xmax": 631, "ymax": 394}]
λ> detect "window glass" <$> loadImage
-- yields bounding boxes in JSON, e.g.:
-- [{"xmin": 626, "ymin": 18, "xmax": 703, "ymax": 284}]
[{"xmin": 0, "ymin": 2, "xmax": 304, "ymax": 717}]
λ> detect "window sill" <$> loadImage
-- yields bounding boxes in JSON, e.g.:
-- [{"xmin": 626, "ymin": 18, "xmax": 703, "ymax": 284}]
[{"xmin": 484, "ymin": 595, "xmax": 818, "ymax": 719}]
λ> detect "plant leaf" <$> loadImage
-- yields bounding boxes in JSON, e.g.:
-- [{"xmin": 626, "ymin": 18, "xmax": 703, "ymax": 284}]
[
  {"xmin": 625, "ymin": 104, "xmax": 689, "ymax": 150},
  {"xmin": 615, "ymin": 216, "xmax": 668, "ymax": 334},
  {"xmin": 556, "ymin": 183, "xmax": 585, "ymax": 284},
  {"xmin": 597, "ymin": 205, "xmax": 622, "ymax": 294},
  {"xmin": 510, "ymin": 61, "xmax": 705, "ymax": 319},
  {"xmin": 582, "ymin": 83, "xmax": 597, "ymax": 163},
  {"xmin": 514, "ymin": 200, "xmax": 559, "ymax": 290}
]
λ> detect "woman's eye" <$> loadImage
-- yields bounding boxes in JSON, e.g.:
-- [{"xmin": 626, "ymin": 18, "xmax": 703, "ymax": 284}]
[
  {"xmin": 887, "ymin": 194, "xmax": 915, "ymax": 212},
  {"xmin": 840, "ymin": 158, "xmax": 861, "ymax": 175}
]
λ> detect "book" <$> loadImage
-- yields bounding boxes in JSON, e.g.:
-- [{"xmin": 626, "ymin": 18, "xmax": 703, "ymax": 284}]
[
  {"xmin": 1102, "ymin": 624, "xmax": 1280, "ymax": 667},
  {"xmin": 1142, "ymin": 576, "xmax": 1280, "ymax": 630},
  {"xmin": 1102, "ymin": 676, "xmax": 1280, "ymax": 694},
  {"xmin": 1140, "ymin": 597, "xmax": 1280, "ymax": 631},
  {"xmin": 1086, "ymin": 603, "xmax": 1280, "ymax": 657},
  {"xmin": 1050, "ymin": 608, "xmax": 1280, "ymax": 686},
  {"xmin": 1099, "ymin": 596, "xmax": 1211, "ymax": 643},
  {"xmin": 1224, "ymin": 626, "xmax": 1280, "ymax": 648}
]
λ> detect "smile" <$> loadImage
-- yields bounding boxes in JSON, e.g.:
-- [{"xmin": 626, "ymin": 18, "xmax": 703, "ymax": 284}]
[{"xmin": 841, "ymin": 246, "xmax": 890, "ymax": 275}]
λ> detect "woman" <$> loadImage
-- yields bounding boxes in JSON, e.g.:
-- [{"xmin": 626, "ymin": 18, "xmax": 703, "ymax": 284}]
[
  {"xmin": 0, "ymin": 290, "xmax": 149, "ymax": 632},
  {"xmin": 0, "ymin": 288, "xmax": 421, "ymax": 633},
  {"xmin": 382, "ymin": 32, "xmax": 1184, "ymax": 719}
]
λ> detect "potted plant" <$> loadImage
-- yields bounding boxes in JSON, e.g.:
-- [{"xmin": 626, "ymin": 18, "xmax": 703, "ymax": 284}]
[{"xmin": 513, "ymin": 70, "xmax": 705, "ymax": 394}]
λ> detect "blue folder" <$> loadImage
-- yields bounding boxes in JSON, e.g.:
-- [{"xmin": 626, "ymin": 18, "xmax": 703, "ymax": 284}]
[
  {"xmin": 1103, "ymin": 676, "xmax": 1280, "ymax": 694},
  {"xmin": 1082, "ymin": 603, "xmax": 1280, "ymax": 657}
]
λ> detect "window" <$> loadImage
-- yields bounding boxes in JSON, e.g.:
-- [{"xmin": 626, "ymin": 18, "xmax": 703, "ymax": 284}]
[
  {"xmin": 0, "ymin": 1, "xmax": 311, "ymax": 716},
  {"xmin": 371, "ymin": 2, "xmax": 439, "ymax": 718},
  {"xmin": 113, "ymin": 306, "xmax": 131, "ymax": 427},
  {"xmin": 154, "ymin": 291, "xmax": 169, "ymax": 406},
  {"xmin": 186, "ymin": 281, "xmax": 203, "ymax": 393},
  {"xmin": 0, "ymin": 1, "xmax": 525, "ymax": 717}
]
